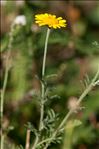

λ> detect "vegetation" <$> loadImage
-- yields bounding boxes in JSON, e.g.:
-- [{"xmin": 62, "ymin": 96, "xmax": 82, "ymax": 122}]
[{"xmin": 0, "ymin": 1, "xmax": 99, "ymax": 149}]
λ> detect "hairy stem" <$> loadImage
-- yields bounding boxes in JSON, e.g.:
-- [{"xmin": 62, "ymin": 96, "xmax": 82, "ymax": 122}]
[
  {"xmin": 32, "ymin": 134, "xmax": 39, "ymax": 149},
  {"xmin": 0, "ymin": 24, "xmax": 14, "ymax": 149},
  {"xmin": 32, "ymin": 28, "xmax": 50, "ymax": 149},
  {"xmin": 37, "ymin": 67, "xmax": 99, "ymax": 148},
  {"xmin": 39, "ymin": 28, "xmax": 50, "ymax": 131}
]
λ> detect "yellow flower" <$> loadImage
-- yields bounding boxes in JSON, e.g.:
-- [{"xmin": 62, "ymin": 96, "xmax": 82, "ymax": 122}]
[{"xmin": 35, "ymin": 13, "xmax": 66, "ymax": 29}]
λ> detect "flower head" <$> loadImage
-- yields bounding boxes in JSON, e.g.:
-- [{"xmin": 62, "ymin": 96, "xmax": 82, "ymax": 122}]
[
  {"xmin": 35, "ymin": 13, "xmax": 66, "ymax": 29},
  {"xmin": 14, "ymin": 15, "xmax": 26, "ymax": 26}
]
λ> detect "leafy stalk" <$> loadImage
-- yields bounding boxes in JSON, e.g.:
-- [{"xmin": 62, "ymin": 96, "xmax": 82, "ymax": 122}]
[
  {"xmin": 39, "ymin": 28, "xmax": 50, "ymax": 131},
  {"xmin": 36, "ymin": 67, "xmax": 99, "ymax": 148},
  {"xmin": 0, "ymin": 23, "xmax": 14, "ymax": 149},
  {"xmin": 32, "ymin": 28, "xmax": 50, "ymax": 149}
]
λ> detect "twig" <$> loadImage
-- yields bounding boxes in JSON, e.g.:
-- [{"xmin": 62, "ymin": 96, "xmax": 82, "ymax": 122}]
[{"xmin": 25, "ymin": 129, "xmax": 31, "ymax": 149}]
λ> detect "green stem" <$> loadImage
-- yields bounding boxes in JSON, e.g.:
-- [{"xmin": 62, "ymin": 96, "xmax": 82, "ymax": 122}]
[
  {"xmin": 42, "ymin": 28, "xmax": 50, "ymax": 77},
  {"xmin": 39, "ymin": 28, "xmax": 50, "ymax": 131},
  {"xmin": 32, "ymin": 135, "xmax": 39, "ymax": 149},
  {"xmin": 77, "ymin": 67, "xmax": 99, "ymax": 105},
  {"xmin": 58, "ymin": 67, "xmax": 99, "ymax": 131},
  {"xmin": 1, "ymin": 65, "xmax": 9, "ymax": 149},
  {"xmin": 37, "ymin": 67, "xmax": 99, "ymax": 148},
  {"xmin": 32, "ymin": 28, "xmax": 50, "ymax": 149},
  {"xmin": 0, "ymin": 24, "xmax": 14, "ymax": 149}
]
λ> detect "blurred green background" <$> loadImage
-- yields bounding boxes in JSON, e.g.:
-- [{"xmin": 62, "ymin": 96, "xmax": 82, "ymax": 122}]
[{"xmin": 0, "ymin": 0, "xmax": 99, "ymax": 149}]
